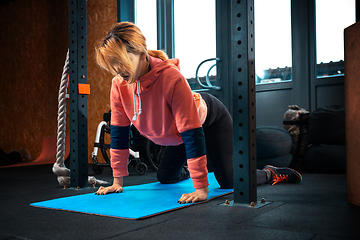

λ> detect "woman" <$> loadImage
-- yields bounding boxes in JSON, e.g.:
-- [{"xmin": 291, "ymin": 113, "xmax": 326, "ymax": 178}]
[{"xmin": 94, "ymin": 22, "xmax": 302, "ymax": 204}]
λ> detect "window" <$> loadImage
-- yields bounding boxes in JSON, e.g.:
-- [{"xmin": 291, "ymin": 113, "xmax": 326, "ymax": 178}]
[
  {"xmin": 174, "ymin": 0, "xmax": 216, "ymax": 80},
  {"xmin": 254, "ymin": 0, "xmax": 292, "ymax": 84},
  {"xmin": 135, "ymin": 0, "xmax": 157, "ymax": 51},
  {"xmin": 315, "ymin": 0, "xmax": 355, "ymax": 78}
]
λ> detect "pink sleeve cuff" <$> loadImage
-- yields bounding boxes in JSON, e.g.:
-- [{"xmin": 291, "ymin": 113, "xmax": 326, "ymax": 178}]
[
  {"xmin": 192, "ymin": 176, "xmax": 209, "ymax": 189},
  {"xmin": 110, "ymin": 149, "xmax": 129, "ymax": 178},
  {"xmin": 187, "ymin": 155, "xmax": 209, "ymax": 189}
]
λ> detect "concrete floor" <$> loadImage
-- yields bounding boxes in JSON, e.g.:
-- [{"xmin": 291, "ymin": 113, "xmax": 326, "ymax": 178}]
[{"xmin": 1, "ymin": 164, "xmax": 360, "ymax": 240}]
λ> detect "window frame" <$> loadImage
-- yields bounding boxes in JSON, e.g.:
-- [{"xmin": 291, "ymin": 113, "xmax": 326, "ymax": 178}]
[{"xmin": 120, "ymin": 0, "xmax": 357, "ymax": 110}]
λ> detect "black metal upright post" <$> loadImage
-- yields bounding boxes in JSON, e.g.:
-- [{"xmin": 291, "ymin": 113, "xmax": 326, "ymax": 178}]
[
  {"xmin": 68, "ymin": 0, "xmax": 88, "ymax": 189},
  {"xmin": 232, "ymin": 0, "xmax": 257, "ymax": 204},
  {"xmin": 216, "ymin": 0, "xmax": 257, "ymax": 204}
]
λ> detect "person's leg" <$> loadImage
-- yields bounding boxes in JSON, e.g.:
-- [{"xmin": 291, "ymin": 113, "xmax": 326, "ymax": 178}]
[
  {"xmin": 201, "ymin": 92, "xmax": 234, "ymax": 189},
  {"xmin": 200, "ymin": 92, "xmax": 278, "ymax": 188},
  {"xmin": 156, "ymin": 144, "xmax": 189, "ymax": 184},
  {"xmin": 203, "ymin": 117, "xmax": 233, "ymax": 188}
]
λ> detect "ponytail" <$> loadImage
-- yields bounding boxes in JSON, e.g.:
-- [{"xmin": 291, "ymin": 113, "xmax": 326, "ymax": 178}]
[{"xmin": 147, "ymin": 50, "xmax": 168, "ymax": 61}]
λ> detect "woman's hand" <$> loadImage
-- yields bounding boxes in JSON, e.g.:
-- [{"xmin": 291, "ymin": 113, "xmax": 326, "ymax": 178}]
[
  {"xmin": 178, "ymin": 186, "xmax": 209, "ymax": 204},
  {"xmin": 95, "ymin": 177, "xmax": 123, "ymax": 195}
]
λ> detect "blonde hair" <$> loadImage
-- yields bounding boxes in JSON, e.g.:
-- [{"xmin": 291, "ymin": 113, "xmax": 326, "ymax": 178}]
[{"xmin": 96, "ymin": 22, "xmax": 168, "ymax": 83}]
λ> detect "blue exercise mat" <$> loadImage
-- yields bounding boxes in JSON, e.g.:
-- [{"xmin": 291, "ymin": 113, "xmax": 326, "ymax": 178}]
[{"xmin": 31, "ymin": 173, "xmax": 233, "ymax": 220}]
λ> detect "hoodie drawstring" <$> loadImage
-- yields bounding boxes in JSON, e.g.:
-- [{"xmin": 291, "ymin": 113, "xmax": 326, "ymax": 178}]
[
  {"xmin": 132, "ymin": 81, "xmax": 142, "ymax": 121},
  {"xmin": 137, "ymin": 81, "xmax": 142, "ymax": 115}
]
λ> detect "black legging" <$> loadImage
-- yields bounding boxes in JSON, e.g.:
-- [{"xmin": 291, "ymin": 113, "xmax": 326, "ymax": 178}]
[{"xmin": 156, "ymin": 92, "xmax": 233, "ymax": 189}]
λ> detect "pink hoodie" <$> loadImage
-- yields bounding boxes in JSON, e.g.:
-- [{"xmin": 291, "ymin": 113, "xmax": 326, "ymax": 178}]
[{"xmin": 110, "ymin": 56, "xmax": 209, "ymax": 188}]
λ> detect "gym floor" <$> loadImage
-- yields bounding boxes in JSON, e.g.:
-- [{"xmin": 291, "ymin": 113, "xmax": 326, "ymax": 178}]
[{"xmin": 1, "ymin": 164, "xmax": 360, "ymax": 240}]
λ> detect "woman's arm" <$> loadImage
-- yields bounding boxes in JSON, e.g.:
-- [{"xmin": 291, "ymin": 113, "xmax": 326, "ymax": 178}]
[
  {"xmin": 96, "ymin": 78, "xmax": 131, "ymax": 196},
  {"xmin": 170, "ymin": 75, "xmax": 210, "ymax": 202},
  {"xmin": 109, "ymin": 78, "xmax": 132, "ymax": 179}
]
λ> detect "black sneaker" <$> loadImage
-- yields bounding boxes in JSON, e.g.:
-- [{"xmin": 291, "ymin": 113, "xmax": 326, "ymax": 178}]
[{"xmin": 263, "ymin": 165, "xmax": 302, "ymax": 185}]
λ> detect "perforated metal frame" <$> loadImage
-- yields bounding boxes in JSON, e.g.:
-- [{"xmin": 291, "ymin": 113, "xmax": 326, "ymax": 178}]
[
  {"xmin": 216, "ymin": 0, "xmax": 257, "ymax": 204},
  {"xmin": 69, "ymin": 0, "xmax": 88, "ymax": 188},
  {"xmin": 68, "ymin": 0, "xmax": 257, "ymax": 199}
]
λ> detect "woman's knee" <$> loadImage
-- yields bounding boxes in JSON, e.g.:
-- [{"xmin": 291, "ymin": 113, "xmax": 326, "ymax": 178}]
[
  {"xmin": 157, "ymin": 170, "xmax": 174, "ymax": 184},
  {"xmin": 157, "ymin": 166, "xmax": 189, "ymax": 184}
]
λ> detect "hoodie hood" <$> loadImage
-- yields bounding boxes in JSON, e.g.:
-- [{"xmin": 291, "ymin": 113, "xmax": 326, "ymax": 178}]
[
  {"xmin": 131, "ymin": 56, "xmax": 181, "ymax": 121},
  {"xmin": 136, "ymin": 56, "xmax": 181, "ymax": 93}
]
